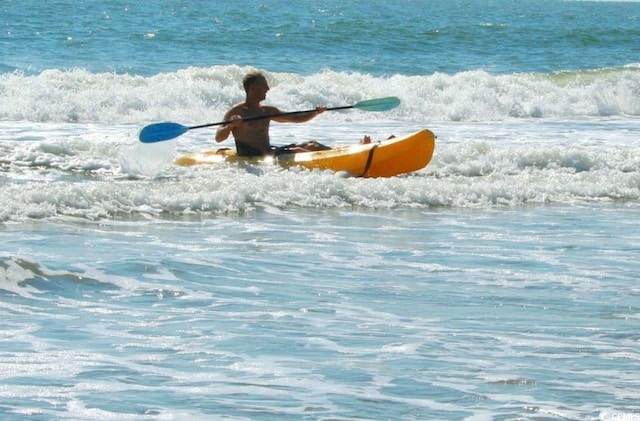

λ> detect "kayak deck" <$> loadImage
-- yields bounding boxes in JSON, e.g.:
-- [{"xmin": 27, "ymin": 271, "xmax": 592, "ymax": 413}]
[{"xmin": 174, "ymin": 129, "xmax": 435, "ymax": 178}]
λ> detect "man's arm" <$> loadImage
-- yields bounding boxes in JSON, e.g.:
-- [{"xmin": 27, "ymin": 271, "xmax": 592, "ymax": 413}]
[
  {"xmin": 215, "ymin": 109, "xmax": 243, "ymax": 143},
  {"xmin": 271, "ymin": 106, "xmax": 326, "ymax": 123}
]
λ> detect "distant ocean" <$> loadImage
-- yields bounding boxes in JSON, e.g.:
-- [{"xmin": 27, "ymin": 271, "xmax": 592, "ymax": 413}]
[{"xmin": 1, "ymin": 1, "xmax": 639, "ymax": 420}]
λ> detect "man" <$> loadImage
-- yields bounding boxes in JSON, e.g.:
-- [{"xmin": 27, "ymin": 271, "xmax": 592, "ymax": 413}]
[{"xmin": 215, "ymin": 71, "xmax": 332, "ymax": 157}]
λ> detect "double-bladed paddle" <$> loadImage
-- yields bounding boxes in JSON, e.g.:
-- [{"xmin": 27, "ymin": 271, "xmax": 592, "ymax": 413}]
[{"xmin": 138, "ymin": 96, "xmax": 400, "ymax": 143}]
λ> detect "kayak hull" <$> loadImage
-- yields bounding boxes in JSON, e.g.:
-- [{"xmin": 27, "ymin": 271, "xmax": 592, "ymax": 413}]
[{"xmin": 174, "ymin": 129, "xmax": 435, "ymax": 178}]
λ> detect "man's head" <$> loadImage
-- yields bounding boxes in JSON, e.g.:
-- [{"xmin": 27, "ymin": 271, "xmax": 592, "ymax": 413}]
[{"xmin": 243, "ymin": 71, "xmax": 269, "ymax": 93}]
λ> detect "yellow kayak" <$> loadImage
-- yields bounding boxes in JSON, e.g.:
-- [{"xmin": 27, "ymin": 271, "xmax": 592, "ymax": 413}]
[{"xmin": 175, "ymin": 129, "xmax": 435, "ymax": 178}]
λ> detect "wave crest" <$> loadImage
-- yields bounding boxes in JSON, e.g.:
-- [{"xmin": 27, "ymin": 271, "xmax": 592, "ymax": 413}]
[{"xmin": 2, "ymin": 65, "xmax": 639, "ymax": 124}]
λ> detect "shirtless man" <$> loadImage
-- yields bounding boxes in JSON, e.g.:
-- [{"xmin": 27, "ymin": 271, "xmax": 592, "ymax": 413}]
[{"xmin": 215, "ymin": 71, "xmax": 332, "ymax": 157}]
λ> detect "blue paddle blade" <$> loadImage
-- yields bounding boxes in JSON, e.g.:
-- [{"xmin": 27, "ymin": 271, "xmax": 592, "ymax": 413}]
[
  {"xmin": 353, "ymin": 97, "xmax": 400, "ymax": 112},
  {"xmin": 139, "ymin": 122, "xmax": 189, "ymax": 143}
]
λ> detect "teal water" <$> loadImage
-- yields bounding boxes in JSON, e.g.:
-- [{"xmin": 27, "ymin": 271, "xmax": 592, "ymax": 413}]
[
  {"xmin": 2, "ymin": 205, "xmax": 639, "ymax": 419},
  {"xmin": 1, "ymin": 0, "xmax": 640, "ymax": 419},
  {"xmin": 2, "ymin": 0, "xmax": 639, "ymax": 76}
]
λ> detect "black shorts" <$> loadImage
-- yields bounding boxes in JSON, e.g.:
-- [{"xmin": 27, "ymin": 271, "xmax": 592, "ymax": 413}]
[
  {"xmin": 235, "ymin": 142, "xmax": 297, "ymax": 157},
  {"xmin": 272, "ymin": 143, "xmax": 297, "ymax": 156},
  {"xmin": 235, "ymin": 142, "xmax": 263, "ymax": 157}
]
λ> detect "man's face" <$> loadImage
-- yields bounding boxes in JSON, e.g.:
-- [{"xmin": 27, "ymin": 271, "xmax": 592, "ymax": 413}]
[{"xmin": 251, "ymin": 77, "xmax": 270, "ymax": 100}]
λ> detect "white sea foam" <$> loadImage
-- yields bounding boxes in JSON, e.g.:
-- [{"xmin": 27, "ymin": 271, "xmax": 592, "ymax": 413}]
[
  {"xmin": 1, "ymin": 65, "xmax": 639, "ymax": 125},
  {"xmin": 1, "ymin": 117, "xmax": 639, "ymax": 222},
  {"xmin": 1, "ymin": 66, "xmax": 639, "ymax": 222}
]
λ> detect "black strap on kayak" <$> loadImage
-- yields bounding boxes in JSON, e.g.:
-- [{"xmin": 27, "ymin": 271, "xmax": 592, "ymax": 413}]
[{"xmin": 359, "ymin": 144, "xmax": 378, "ymax": 177}]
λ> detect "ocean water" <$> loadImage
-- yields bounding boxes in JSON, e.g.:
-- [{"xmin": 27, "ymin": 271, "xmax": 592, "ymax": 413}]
[{"xmin": 1, "ymin": 0, "xmax": 640, "ymax": 420}]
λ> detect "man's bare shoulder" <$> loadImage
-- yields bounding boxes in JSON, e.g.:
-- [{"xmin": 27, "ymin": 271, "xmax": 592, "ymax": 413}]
[
  {"xmin": 261, "ymin": 105, "xmax": 281, "ymax": 114},
  {"xmin": 226, "ymin": 102, "xmax": 246, "ymax": 114}
]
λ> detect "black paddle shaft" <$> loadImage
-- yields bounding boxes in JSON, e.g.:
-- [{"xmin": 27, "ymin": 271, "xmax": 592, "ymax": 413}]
[{"xmin": 187, "ymin": 105, "xmax": 354, "ymax": 130}]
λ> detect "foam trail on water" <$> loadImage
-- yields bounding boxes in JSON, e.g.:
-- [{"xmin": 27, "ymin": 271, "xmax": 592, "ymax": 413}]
[{"xmin": 119, "ymin": 139, "xmax": 178, "ymax": 177}]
